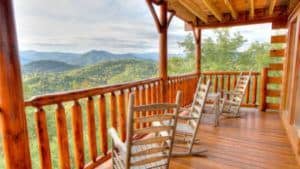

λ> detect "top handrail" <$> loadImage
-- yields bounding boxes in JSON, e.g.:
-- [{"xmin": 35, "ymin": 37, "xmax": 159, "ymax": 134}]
[
  {"xmin": 25, "ymin": 77, "xmax": 161, "ymax": 107},
  {"xmin": 201, "ymin": 71, "xmax": 260, "ymax": 75},
  {"xmin": 168, "ymin": 72, "xmax": 199, "ymax": 80},
  {"xmin": 25, "ymin": 71, "xmax": 260, "ymax": 107}
]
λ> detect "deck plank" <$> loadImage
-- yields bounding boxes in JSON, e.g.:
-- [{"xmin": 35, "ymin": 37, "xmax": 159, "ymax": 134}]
[
  {"xmin": 171, "ymin": 108, "xmax": 299, "ymax": 169},
  {"xmin": 99, "ymin": 108, "xmax": 299, "ymax": 169}
]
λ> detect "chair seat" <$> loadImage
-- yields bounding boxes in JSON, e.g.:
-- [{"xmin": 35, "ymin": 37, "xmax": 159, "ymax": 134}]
[
  {"xmin": 132, "ymin": 144, "xmax": 168, "ymax": 169},
  {"xmin": 175, "ymin": 123, "xmax": 194, "ymax": 135},
  {"xmin": 115, "ymin": 143, "xmax": 168, "ymax": 169}
]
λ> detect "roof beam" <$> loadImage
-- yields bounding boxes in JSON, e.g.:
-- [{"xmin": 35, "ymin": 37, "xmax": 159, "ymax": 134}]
[
  {"xmin": 202, "ymin": 0, "xmax": 222, "ymax": 21},
  {"xmin": 186, "ymin": 6, "xmax": 287, "ymax": 29},
  {"xmin": 249, "ymin": 0, "xmax": 255, "ymax": 19},
  {"xmin": 178, "ymin": 0, "xmax": 208, "ymax": 23},
  {"xmin": 224, "ymin": 0, "xmax": 237, "ymax": 19},
  {"xmin": 269, "ymin": 0, "xmax": 277, "ymax": 15}
]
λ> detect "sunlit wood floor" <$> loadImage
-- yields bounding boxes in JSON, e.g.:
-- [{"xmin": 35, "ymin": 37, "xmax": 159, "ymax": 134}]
[{"xmin": 101, "ymin": 108, "xmax": 299, "ymax": 169}]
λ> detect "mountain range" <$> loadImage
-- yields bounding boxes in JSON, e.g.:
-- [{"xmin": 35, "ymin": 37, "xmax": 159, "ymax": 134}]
[{"xmin": 20, "ymin": 50, "xmax": 161, "ymax": 66}]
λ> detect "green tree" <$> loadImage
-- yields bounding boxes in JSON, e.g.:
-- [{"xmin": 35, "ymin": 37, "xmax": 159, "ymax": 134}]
[{"xmin": 168, "ymin": 29, "xmax": 270, "ymax": 74}]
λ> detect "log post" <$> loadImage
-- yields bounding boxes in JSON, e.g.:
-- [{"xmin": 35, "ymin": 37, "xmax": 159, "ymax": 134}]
[
  {"xmin": 159, "ymin": 1, "xmax": 168, "ymax": 102},
  {"xmin": 260, "ymin": 68, "xmax": 268, "ymax": 111},
  {"xmin": 0, "ymin": 0, "xmax": 32, "ymax": 168},
  {"xmin": 146, "ymin": 0, "xmax": 169, "ymax": 102},
  {"xmin": 193, "ymin": 27, "xmax": 201, "ymax": 76}
]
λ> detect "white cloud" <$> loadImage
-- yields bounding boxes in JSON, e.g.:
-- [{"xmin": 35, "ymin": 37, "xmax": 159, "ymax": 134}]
[{"xmin": 13, "ymin": 0, "xmax": 272, "ymax": 54}]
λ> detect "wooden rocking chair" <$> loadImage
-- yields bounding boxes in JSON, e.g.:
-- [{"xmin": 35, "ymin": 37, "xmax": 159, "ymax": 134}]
[
  {"xmin": 109, "ymin": 91, "xmax": 182, "ymax": 169},
  {"xmin": 215, "ymin": 72, "xmax": 252, "ymax": 125},
  {"xmin": 172, "ymin": 78, "xmax": 211, "ymax": 157}
]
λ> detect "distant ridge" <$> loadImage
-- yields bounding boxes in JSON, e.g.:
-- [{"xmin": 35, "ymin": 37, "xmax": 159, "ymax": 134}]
[
  {"xmin": 19, "ymin": 50, "xmax": 164, "ymax": 66},
  {"xmin": 19, "ymin": 50, "xmax": 181, "ymax": 65},
  {"xmin": 22, "ymin": 60, "xmax": 79, "ymax": 74}
]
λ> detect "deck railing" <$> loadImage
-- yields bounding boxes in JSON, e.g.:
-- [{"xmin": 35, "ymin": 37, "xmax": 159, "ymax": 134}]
[
  {"xmin": 201, "ymin": 71, "xmax": 260, "ymax": 107},
  {"xmin": 167, "ymin": 73, "xmax": 199, "ymax": 106},
  {"xmin": 25, "ymin": 78, "xmax": 163, "ymax": 169},
  {"xmin": 23, "ymin": 71, "xmax": 259, "ymax": 169}
]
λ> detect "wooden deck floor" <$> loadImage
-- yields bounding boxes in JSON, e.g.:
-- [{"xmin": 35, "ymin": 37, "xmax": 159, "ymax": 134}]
[
  {"xmin": 170, "ymin": 108, "xmax": 299, "ymax": 169},
  {"xmin": 101, "ymin": 108, "xmax": 299, "ymax": 169}
]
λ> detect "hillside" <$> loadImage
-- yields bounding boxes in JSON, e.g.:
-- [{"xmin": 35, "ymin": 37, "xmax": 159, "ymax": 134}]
[
  {"xmin": 22, "ymin": 60, "xmax": 79, "ymax": 74},
  {"xmin": 20, "ymin": 50, "xmax": 160, "ymax": 66},
  {"xmin": 20, "ymin": 50, "xmax": 81, "ymax": 65},
  {"xmin": 23, "ymin": 58, "xmax": 157, "ymax": 99}
]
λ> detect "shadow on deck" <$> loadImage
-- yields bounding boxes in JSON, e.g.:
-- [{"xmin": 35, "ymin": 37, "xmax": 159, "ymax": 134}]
[{"xmin": 101, "ymin": 108, "xmax": 299, "ymax": 169}]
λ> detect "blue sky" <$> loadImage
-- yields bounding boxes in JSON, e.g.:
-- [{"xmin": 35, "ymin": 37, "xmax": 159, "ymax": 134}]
[{"xmin": 13, "ymin": 0, "xmax": 273, "ymax": 54}]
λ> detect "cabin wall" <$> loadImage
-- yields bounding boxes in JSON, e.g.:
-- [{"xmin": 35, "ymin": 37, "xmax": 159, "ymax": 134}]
[{"xmin": 281, "ymin": 3, "xmax": 300, "ymax": 163}]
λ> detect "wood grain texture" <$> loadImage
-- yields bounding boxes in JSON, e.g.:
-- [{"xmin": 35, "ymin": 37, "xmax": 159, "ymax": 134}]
[
  {"xmin": 117, "ymin": 91, "xmax": 126, "ymax": 141},
  {"xmin": 100, "ymin": 109, "xmax": 299, "ymax": 169},
  {"xmin": 87, "ymin": 97, "xmax": 97, "ymax": 162},
  {"xmin": 171, "ymin": 109, "xmax": 299, "ymax": 169},
  {"xmin": 110, "ymin": 92, "xmax": 117, "ymax": 129},
  {"xmin": 71, "ymin": 100, "xmax": 85, "ymax": 169},
  {"xmin": 98, "ymin": 95, "xmax": 108, "ymax": 155},
  {"xmin": 55, "ymin": 104, "xmax": 71, "ymax": 169},
  {"xmin": 25, "ymin": 78, "xmax": 160, "ymax": 107},
  {"xmin": 0, "ymin": 0, "xmax": 32, "ymax": 168},
  {"xmin": 35, "ymin": 108, "xmax": 52, "ymax": 169}
]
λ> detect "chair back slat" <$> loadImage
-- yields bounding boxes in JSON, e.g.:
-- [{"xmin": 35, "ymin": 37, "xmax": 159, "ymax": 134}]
[
  {"xmin": 223, "ymin": 72, "xmax": 252, "ymax": 115},
  {"xmin": 122, "ymin": 91, "xmax": 181, "ymax": 169}
]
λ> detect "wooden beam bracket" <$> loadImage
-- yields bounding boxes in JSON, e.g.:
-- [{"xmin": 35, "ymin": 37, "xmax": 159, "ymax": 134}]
[
  {"xmin": 146, "ymin": 0, "xmax": 174, "ymax": 32},
  {"xmin": 167, "ymin": 11, "xmax": 175, "ymax": 28},
  {"xmin": 146, "ymin": 0, "xmax": 162, "ymax": 33},
  {"xmin": 192, "ymin": 26, "xmax": 201, "ymax": 43}
]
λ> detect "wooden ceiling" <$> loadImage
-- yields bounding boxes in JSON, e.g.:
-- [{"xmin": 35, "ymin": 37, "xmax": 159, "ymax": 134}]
[{"xmin": 166, "ymin": 0, "xmax": 295, "ymax": 28}]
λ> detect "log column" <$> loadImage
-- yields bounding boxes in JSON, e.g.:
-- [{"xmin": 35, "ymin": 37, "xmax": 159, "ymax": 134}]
[
  {"xmin": 0, "ymin": 0, "xmax": 32, "ymax": 168},
  {"xmin": 159, "ymin": 1, "xmax": 168, "ymax": 102},
  {"xmin": 193, "ymin": 28, "xmax": 201, "ymax": 75},
  {"xmin": 146, "ymin": 0, "xmax": 171, "ymax": 102}
]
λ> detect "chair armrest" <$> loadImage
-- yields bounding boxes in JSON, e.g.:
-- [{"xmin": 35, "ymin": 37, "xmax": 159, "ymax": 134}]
[
  {"xmin": 179, "ymin": 107, "xmax": 191, "ymax": 112},
  {"xmin": 109, "ymin": 128, "xmax": 126, "ymax": 153},
  {"xmin": 223, "ymin": 100, "xmax": 240, "ymax": 106},
  {"xmin": 178, "ymin": 115, "xmax": 198, "ymax": 120},
  {"xmin": 223, "ymin": 90, "xmax": 243, "ymax": 96}
]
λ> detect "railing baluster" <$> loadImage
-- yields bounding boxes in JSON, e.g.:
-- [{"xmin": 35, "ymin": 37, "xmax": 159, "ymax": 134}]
[
  {"xmin": 117, "ymin": 91, "xmax": 126, "ymax": 141},
  {"xmin": 168, "ymin": 81, "xmax": 172, "ymax": 103},
  {"xmin": 87, "ymin": 97, "xmax": 97, "ymax": 162},
  {"xmin": 252, "ymin": 75, "xmax": 258, "ymax": 105},
  {"xmin": 150, "ymin": 83, "xmax": 157, "ymax": 115},
  {"xmin": 155, "ymin": 82, "xmax": 159, "ymax": 103},
  {"xmin": 233, "ymin": 75, "xmax": 237, "ymax": 88},
  {"xmin": 134, "ymin": 87, "xmax": 141, "ymax": 129},
  {"xmin": 35, "ymin": 107, "xmax": 52, "ymax": 169},
  {"xmin": 220, "ymin": 75, "xmax": 224, "ymax": 97},
  {"xmin": 140, "ymin": 86, "xmax": 147, "ymax": 127},
  {"xmin": 55, "ymin": 103, "xmax": 71, "ymax": 169},
  {"xmin": 214, "ymin": 75, "xmax": 218, "ymax": 92},
  {"xmin": 245, "ymin": 79, "xmax": 250, "ymax": 104},
  {"xmin": 98, "ymin": 95, "xmax": 108, "ymax": 155},
  {"xmin": 146, "ymin": 84, "xmax": 152, "ymax": 126},
  {"xmin": 71, "ymin": 100, "xmax": 85, "ymax": 169},
  {"xmin": 227, "ymin": 75, "xmax": 231, "ymax": 91},
  {"xmin": 110, "ymin": 92, "xmax": 117, "ymax": 129}
]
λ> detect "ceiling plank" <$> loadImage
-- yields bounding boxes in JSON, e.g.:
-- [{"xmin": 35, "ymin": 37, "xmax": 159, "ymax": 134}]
[
  {"xmin": 202, "ymin": 0, "xmax": 223, "ymax": 21},
  {"xmin": 224, "ymin": 0, "xmax": 238, "ymax": 19},
  {"xmin": 189, "ymin": 6, "xmax": 287, "ymax": 29},
  {"xmin": 269, "ymin": 0, "xmax": 277, "ymax": 15},
  {"xmin": 168, "ymin": 0, "xmax": 197, "ymax": 24},
  {"xmin": 178, "ymin": 0, "xmax": 208, "ymax": 23},
  {"xmin": 249, "ymin": 0, "xmax": 255, "ymax": 19}
]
